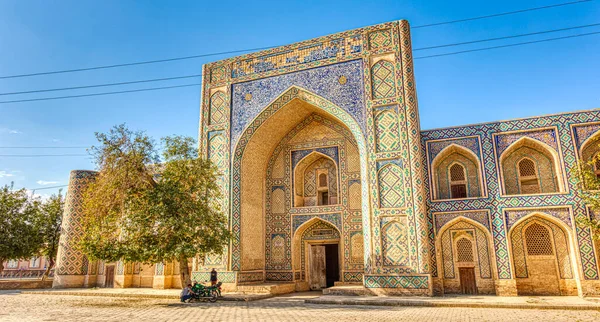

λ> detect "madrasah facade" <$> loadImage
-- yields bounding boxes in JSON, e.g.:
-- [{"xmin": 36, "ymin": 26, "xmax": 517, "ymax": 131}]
[{"xmin": 53, "ymin": 20, "xmax": 600, "ymax": 296}]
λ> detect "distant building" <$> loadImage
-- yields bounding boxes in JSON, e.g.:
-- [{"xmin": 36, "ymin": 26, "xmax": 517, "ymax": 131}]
[
  {"xmin": 1, "ymin": 257, "xmax": 51, "ymax": 279},
  {"xmin": 52, "ymin": 20, "xmax": 600, "ymax": 296}
]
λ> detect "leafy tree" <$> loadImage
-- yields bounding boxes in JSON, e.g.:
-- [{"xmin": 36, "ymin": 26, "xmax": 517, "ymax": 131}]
[
  {"xmin": 0, "ymin": 184, "xmax": 42, "ymax": 275},
  {"xmin": 80, "ymin": 125, "xmax": 230, "ymax": 287},
  {"xmin": 573, "ymin": 149, "xmax": 600, "ymax": 240},
  {"xmin": 37, "ymin": 191, "xmax": 65, "ymax": 281}
]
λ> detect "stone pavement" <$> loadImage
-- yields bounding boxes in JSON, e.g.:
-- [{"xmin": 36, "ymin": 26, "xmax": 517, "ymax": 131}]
[
  {"xmin": 21, "ymin": 288, "xmax": 272, "ymax": 301},
  {"xmin": 307, "ymin": 294, "xmax": 600, "ymax": 310},
  {"xmin": 1, "ymin": 291, "xmax": 600, "ymax": 321}
]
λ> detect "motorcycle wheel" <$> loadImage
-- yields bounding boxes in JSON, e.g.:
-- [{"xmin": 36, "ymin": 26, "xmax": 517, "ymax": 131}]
[{"xmin": 209, "ymin": 290, "xmax": 218, "ymax": 303}]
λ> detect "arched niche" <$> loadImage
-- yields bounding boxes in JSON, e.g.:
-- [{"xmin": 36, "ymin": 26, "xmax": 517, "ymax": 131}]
[
  {"xmin": 507, "ymin": 212, "xmax": 579, "ymax": 296},
  {"xmin": 230, "ymin": 86, "xmax": 370, "ymax": 272},
  {"xmin": 293, "ymin": 151, "xmax": 339, "ymax": 207},
  {"xmin": 435, "ymin": 216, "xmax": 497, "ymax": 295},
  {"xmin": 499, "ymin": 137, "xmax": 564, "ymax": 195},
  {"xmin": 430, "ymin": 144, "xmax": 483, "ymax": 200}
]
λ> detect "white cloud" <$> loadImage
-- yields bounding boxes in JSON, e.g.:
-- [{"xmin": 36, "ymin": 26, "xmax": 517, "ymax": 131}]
[
  {"xmin": 0, "ymin": 127, "xmax": 22, "ymax": 134},
  {"xmin": 51, "ymin": 138, "xmax": 61, "ymax": 143},
  {"xmin": 8, "ymin": 129, "xmax": 22, "ymax": 134},
  {"xmin": 25, "ymin": 189, "xmax": 51, "ymax": 201},
  {"xmin": 0, "ymin": 171, "xmax": 15, "ymax": 178},
  {"xmin": 36, "ymin": 180, "xmax": 59, "ymax": 185}
]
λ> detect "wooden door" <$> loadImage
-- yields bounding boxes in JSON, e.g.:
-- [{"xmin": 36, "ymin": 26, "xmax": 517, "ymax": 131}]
[
  {"xmin": 105, "ymin": 266, "xmax": 115, "ymax": 288},
  {"xmin": 459, "ymin": 267, "xmax": 477, "ymax": 294},
  {"xmin": 309, "ymin": 245, "xmax": 327, "ymax": 290}
]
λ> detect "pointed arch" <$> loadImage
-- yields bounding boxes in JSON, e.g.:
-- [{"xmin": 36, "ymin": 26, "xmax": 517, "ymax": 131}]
[
  {"xmin": 435, "ymin": 216, "xmax": 497, "ymax": 294},
  {"xmin": 579, "ymin": 129, "xmax": 600, "ymax": 160},
  {"xmin": 430, "ymin": 143, "xmax": 483, "ymax": 200},
  {"xmin": 580, "ymin": 130, "xmax": 600, "ymax": 171},
  {"xmin": 293, "ymin": 151, "xmax": 339, "ymax": 207},
  {"xmin": 231, "ymin": 86, "xmax": 370, "ymax": 271},
  {"xmin": 507, "ymin": 212, "xmax": 579, "ymax": 295},
  {"xmin": 499, "ymin": 137, "xmax": 564, "ymax": 195}
]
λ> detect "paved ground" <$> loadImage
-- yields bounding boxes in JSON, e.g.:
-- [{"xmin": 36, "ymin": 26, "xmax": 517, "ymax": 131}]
[{"xmin": 1, "ymin": 291, "xmax": 600, "ymax": 321}]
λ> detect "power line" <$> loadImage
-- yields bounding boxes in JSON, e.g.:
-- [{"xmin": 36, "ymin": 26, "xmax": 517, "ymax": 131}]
[
  {"xmin": 0, "ymin": 0, "xmax": 592, "ymax": 80},
  {"xmin": 414, "ymin": 22, "xmax": 600, "ymax": 51},
  {"xmin": 0, "ymin": 154, "xmax": 89, "ymax": 157},
  {"xmin": 28, "ymin": 184, "xmax": 69, "ymax": 191},
  {"xmin": 2, "ymin": 22, "xmax": 599, "ymax": 97},
  {"xmin": 0, "ymin": 47, "xmax": 277, "ymax": 80},
  {"xmin": 414, "ymin": 31, "xmax": 600, "ymax": 59},
  {"xmin": 412, "ymin": 0, "xmax": 593, "ymax": 29},
  {"xmin": 0, "ymin": 83, "xmax": 201, "ymax": 104},
  {"xmin": 0, "ymin": 74, "xmax": 202, "ymax": 96},
  {"xmin": 0, "ymin": 146, "xmax": 88, "ymax": 148}
]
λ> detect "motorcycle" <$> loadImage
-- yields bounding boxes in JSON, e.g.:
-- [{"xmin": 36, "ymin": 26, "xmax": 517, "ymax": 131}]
[{"xmin": 190, "ymin": 281, "xmax": 222, "ymax": 303}]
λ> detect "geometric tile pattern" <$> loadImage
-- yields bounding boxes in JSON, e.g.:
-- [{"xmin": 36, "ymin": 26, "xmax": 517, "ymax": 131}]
[
  {"xmin": 209, "ymin": 91, "xmax": 227, "ymax": 125},
  {"xmin": 364, "ymin": 275, "xmax": 429, "ymax": 289},
  {"xmin": 371, "ymin": 60, "xmax": 395, "ymax": 99},
  {"xmin": 378, "ymin": 164, "xmax": 405, "ymax": 208},
  {"xmin": 368, "ymin": 29, "xmax": 393, "ymax": 49},
  {"xmin": 55, "ymin": 170, "xmax": 98, "ymax": 276},
  {"xmin": 423, "ymin": 109, "xmax": 600, "ymax": 280},
  {"xmin": 381, "ymin": 220, "xmax": 409, "ymax": 266},
  {"xmin": 374, "ymin": 107, "xmax": 400, "ymax": 152}
]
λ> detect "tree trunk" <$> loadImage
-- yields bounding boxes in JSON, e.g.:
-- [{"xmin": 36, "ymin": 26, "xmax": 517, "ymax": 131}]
[
  {"xmin": 0, "ymin": 259, "xmax": 4, "ymax": 276},
  {"xmin": 41, "ymin": 258, "xmax": 55, "ymax": 281},
  {"xmin": 179, "ymin": 256, "xmax": 191, "ymax": 289}
]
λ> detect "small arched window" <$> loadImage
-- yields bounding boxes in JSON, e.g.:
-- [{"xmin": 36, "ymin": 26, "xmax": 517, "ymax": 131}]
[
  {"xmin": 518, "ymin": 158, "xmax": 540, "ymax": 194},
  {"xmin": 525, "ymin": 223, "xmax": 553, "ymax": 256},
  {"xmin": 456, "ymin": 238, "xmax": 474, "ymax": 262},
  {"xmin": 449, "ymin": 163, "xmax": 467, "ymax": 199}
]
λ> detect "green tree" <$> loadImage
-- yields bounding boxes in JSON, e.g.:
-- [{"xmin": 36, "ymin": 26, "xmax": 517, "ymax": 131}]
[
  {"xmin": 0, "ymin": 184, "xmax": 42, "ymax": 275},
  {"xmin": 37, "ymin": 191, "xmax": 65, "ymax": 281},
  {"xmin": 573, "ymin": 150, "xmax": 600, "ymax": 240},
  {"xmin": 79, "ymin": 125, "xmax": 230, "ymax": 287}
]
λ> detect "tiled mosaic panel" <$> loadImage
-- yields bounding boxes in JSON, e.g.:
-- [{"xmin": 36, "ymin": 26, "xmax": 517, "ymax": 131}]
[
  {"xmin": 374, "ymin": 107, "xmax": 400, "ymax": 152},
  {"xmin": 371, "ymin": 60, "xmax": 396, "ymax": 99},
  {"xmin": 422, "ymin": 110, "xmax": 600, "ymax": 280},
  {"xmin": 368, "ymin": 28, "xmax": 393, "ymax": 49},
  {"xmin": 230, "ymin": 60, "xmax": 366, "ymax": 150},
  {"xmin": 378, "ymin": 164, "xmax": 406, "ymax": 208},
  {"xmin": 192, "ymin": 271, "xmax": 236, "ymax": 283},
  {"xmin": 343, "ymin": 271, "xmax": 363, "ymax": 282},
  {"xmin": 381, "ymin": 219, "xmax": 409, "ymax": 266},
  {"xmin": 363, "ymin": 275, "xmax": 429, "ymax": 289},
  {"xmin": 56, "ymin": 170, "xmax": 97, "ymax": 275},
  {"xmin": 231, "ymin": 35, "xmax": 362, "ymax": 78},
  {"xmin": 209, "ymin": 91, "xmax": 227, "ymax": 125}
]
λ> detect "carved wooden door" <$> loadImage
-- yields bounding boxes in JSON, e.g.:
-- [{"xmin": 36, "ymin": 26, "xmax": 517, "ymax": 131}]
[
  {"xmin": 105, "ymin": 265, "xmax": 115, "ymax": 288},
  {"xmin": 459, "ymin": 267, "xmax": 477, "ymax": 294},
  {"xmin": 309, "ymin": 245, "xmax": 327, "ymax": 290}
]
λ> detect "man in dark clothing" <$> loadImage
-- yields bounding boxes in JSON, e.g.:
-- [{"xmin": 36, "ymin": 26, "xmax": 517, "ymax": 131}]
[{"xmin": 210, "ymin": 268, "xmax": 218, "ymax": 285}]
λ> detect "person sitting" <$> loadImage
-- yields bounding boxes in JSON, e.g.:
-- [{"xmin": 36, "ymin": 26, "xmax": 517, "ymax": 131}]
[
  {"xmin": 180, "ymin": 284, "xmax": 195, "ymax": 303},
  {"xmin": 210, "ymin": 268, "xmax": 218, "ymax": 286}
]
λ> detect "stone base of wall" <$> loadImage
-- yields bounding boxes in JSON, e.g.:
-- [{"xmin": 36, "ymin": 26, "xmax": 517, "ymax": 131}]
[
  {"xmin": 0, "ymin": 280, "xmax": 53, "ymax": 290},
  {"xmin": 52, "ymin": 275, "xmax": 85, "ymax": 288},
  {"xmin": 580, "ymin": 280, "xmax": 600, "ymax": 296},
  {"xmin": 152, "ymin": 275, "xmax": 174, "ymax": 289},
  {"xmin": 495, "ymin": 279, "xmax": 518, "ymax": 296}
]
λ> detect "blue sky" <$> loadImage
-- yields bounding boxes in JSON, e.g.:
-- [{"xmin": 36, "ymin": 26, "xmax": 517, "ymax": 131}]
[{"xmin": 0, "ymin": 0, "xmax": 598, "ymax": 197}]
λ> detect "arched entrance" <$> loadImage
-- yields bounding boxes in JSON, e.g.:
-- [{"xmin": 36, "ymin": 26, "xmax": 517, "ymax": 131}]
[
  {"xmin": 435, "ymin": 217, "xmax": 497, "ymax": 295},
  {"xmin": 509, "ymin": 213, "xmax": 577, "ymax": 295},
  {"xmin": 292, "ymin": 218, "xmax": 341, "ymax": 290},
  {"xmin": 230, "ymin": 86, "xmax": 370, "ymax": 283}
]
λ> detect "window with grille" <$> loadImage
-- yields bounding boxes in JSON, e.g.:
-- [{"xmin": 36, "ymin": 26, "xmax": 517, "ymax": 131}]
[
  {"xmin": 456, "ymin": 238, "xmax": 474, "ymax": 262},
  {"xmin": 518, "ymin": 158, "xmax": 540, "ymax": 194},
  {"xmin": 318, "ymin": 173, "xmax": 328, "ymax": 188},
  {"xmin": 525, "ymin": 223, "xmax": 553, "ymax": 256},
  {"xmin": 449, "ymin": 163, "xmax": 468, "ymax": 199}
]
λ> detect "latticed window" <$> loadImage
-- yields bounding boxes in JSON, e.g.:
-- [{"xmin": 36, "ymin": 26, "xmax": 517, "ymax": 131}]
[
  {"xmin": 319, "ymin": 173, "xmax": 328, "ymax": 188},
  {"xmin": 525, "ymin": 223, "xmax": 553, "ymax": 256},
  {"xmin": 456, "ymin": 238, "xmax": 474, "ymax": 262},
  {"xmin": 449, "ymin": 163, "xmax": 467, "ymax": 199},
  {"xmin": 518, "ymin": 158, "xmax": 540, "ymax": 194}
]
